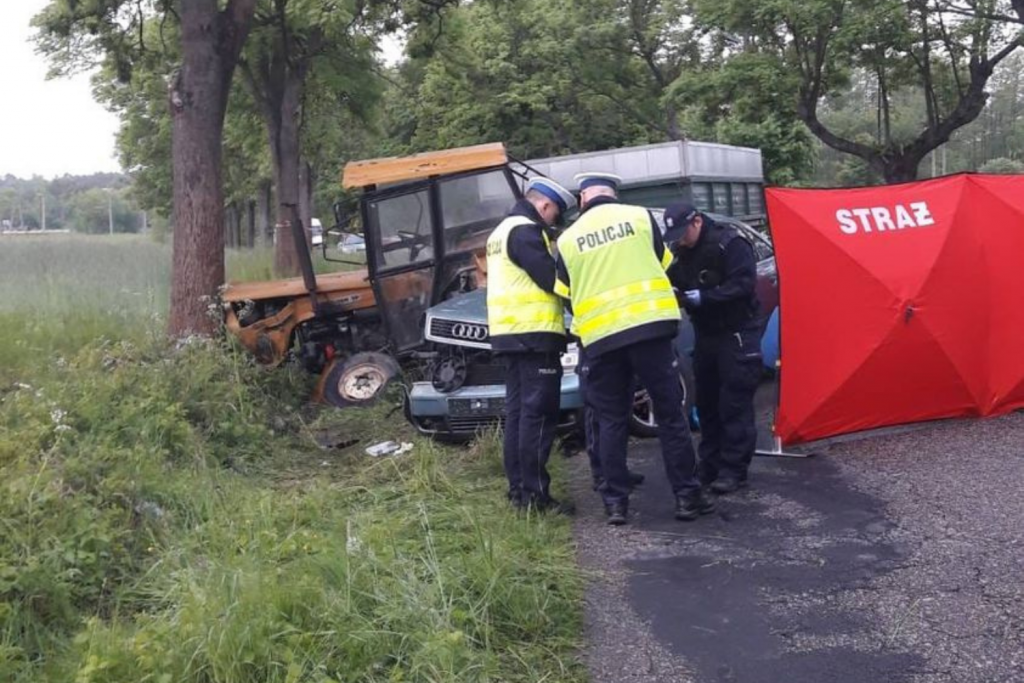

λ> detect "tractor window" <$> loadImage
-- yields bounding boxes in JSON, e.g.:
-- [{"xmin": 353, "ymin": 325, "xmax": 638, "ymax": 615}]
[
  {"xmin": 439, "ymin": 170, "xmax": 517, "ymax": 254},
  {"xmin": 367, "ymin": 189, "xmax": 433, "ymax": 269}
]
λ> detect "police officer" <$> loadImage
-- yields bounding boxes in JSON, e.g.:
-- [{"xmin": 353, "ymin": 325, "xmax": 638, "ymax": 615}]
[
  {"xmin": 487, "ymin": 177, "xmax": 577, "ymax": 513},
  {"xmin": 663, "ymin": 202, "xmax": 761, "ymax": 494},
  {"xmin": 554, "ymin": 173, "xmax": 713, "ymax": 525}
]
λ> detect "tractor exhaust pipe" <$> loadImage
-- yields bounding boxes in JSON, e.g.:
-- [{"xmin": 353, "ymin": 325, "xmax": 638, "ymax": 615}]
[{"xmin": 285, "ymin": 202, "xmax": 320, "ymax": 314}]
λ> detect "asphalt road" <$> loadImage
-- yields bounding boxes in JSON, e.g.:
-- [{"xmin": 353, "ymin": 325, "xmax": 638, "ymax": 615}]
[{"xmin": 569, "ymin": 390, "xmax": 1024, "ymax": 683}]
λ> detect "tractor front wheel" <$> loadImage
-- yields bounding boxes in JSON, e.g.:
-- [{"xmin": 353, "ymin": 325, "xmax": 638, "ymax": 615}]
[{"xmin": 322, "ymin": 352, "xmax": 400, "ymax": 408}]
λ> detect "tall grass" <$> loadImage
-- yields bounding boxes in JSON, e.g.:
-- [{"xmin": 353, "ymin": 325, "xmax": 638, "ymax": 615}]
[
  {"xmin": 0, "ymin": 234, "xmax": 585, "ymax": 683},
  {"xmin": 0, "ymin": 235, "xmax": 360, "ymax": 380}
]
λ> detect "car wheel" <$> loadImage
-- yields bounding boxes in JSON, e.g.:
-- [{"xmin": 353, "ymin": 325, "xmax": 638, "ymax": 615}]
[
  {"xmin": 628, "ymin": 358, "xmax": 696, "ymax": 438},
  {"xmin": 323, "ymin": 352, "xmax": 400, "ymax": 408}
]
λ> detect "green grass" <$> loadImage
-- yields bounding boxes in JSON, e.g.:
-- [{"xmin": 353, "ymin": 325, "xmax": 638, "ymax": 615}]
[
  {"xmin": 0, "ymin": 234, "xmax": 585, "ymax": 683},
  {"xmin": 0, "ymin": 235, "xmax": 363, "ymax": 382}
]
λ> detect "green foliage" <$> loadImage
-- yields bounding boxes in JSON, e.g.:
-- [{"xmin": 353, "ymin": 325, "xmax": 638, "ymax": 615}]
[
  {"xmin": 695, "ymin": 0, "xmax": 1024, "ymax": 181},
  {"xmin": 398, "ymin": 0, "xmax": 655, "ymax": 159},
  {"xmin": 978, "ymin": 157, "xmax": 1024, "ymax": 174},
  {"xmin": 0, "ymin": 236, "xmax": 584, "ymax": 683},
  {"xmin": 65, "ymin": 189, "xmax": 139, "ymax": 234},
  {"xmin": 715, "ymin": 115, "xmax": 815, "ymax": 186},
  {"xmin": 1, "ymin": 174, "xmax": 138, "ymax": 232},
  {"xmin": 669, "ymin": 47, "xmax": 816, "ymax": 184}
]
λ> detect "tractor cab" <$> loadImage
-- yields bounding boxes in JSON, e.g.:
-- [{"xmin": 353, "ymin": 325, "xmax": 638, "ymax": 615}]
[{"xmin": 331, "ymin": 143, "xmax": 525, "ymax": 354}]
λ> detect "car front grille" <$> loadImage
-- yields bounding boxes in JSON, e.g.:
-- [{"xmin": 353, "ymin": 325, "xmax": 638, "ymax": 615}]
[
  {"xmin": 429, "ymin": 317, "xmax": 490, "ymax": 346},
  {"xmin": 448, "ymin": 416, "xmax": 504, "ymax": 435},
  {"xmin": 465, "ymin": 360, "xmax": 506, "ymax": 386}
]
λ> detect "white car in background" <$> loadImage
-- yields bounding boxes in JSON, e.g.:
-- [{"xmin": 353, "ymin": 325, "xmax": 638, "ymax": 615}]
[
  {"xmin": 338, "ymin": 233, "xmax": 366, "ymax": 254},
  {"xmin": 310, "ymin": 218, "xmax": 324, "ymax": 246}
]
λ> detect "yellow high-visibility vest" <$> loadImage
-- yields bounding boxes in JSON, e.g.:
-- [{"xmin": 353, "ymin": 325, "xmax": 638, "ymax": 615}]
[
  {"xmin": 486, "ymin": 215, "xmax": 565, "ymax": 338},
  {"xmin": 555, "ymin": 203, "xmax": 679, "ymax": 348}
]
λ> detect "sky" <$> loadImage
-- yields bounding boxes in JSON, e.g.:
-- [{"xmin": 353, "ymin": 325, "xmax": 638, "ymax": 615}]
[
  {"xmin": 0, "ymin": 2, "xmax": 404, "ymax": 181},
  {"xmin": 0, "ymin": 0, "xmax": 122, "ymax": 179}
]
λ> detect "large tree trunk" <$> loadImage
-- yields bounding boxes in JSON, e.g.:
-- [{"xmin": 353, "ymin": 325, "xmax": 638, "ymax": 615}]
[
  {"xmin": 258, "ymin": 180, "xmax": 273, "ymax": 246},
  {"xmin": 168, "ymin": 0, "xmax": 256, "ymax": 337},
  {"xmin": 224, "ymin": 203, "xmax": 233, "ymax": 249},
  {"xmin": 268, "ymin": 63, "xmax": 307, "ymax": 276},
  {"xmin": 246, "ymin": 198, "xmax": 256, "ymax": 248},
  {"xmin": 299, "ymin": 158, "xmax": 314, "ymax": 233},
  {"xmin": 239, "ymin": 22, "xmax": 322, "ymax": 277},
  {"xmin": 270, "ymin": 94, "xmax": 304, "ymax": 276},
  {"xmin": 880, "ymin": 158, "xmax": 922, "ymax": 184}
]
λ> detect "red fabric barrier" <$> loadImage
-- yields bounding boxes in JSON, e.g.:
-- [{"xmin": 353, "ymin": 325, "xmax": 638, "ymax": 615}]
[{"xmin": 766, "ymin": 174, "xmax": 1024, "ymax": 445}]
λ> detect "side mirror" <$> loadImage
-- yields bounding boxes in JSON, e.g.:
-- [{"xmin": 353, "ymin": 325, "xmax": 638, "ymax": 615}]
[
  {"xmin": 323, "ymin": 199, "xmax": 366, "ymax": 265},
  {"xmin": 332, "ymin": 199, "xmax": 362, "ymax": 234},
  {"xmin": 332, "ymin": 200, "xmax": 349, "ymax": 231}
]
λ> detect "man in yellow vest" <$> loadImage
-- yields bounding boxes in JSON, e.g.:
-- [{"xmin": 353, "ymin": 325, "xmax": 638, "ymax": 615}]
[
  {"xmin": 487, "ymin": 177, "xmax": 577, "ymax": 513},
  {"xmin": 554, "ymin": 172, "xmax": 714, "ymax": 525}
]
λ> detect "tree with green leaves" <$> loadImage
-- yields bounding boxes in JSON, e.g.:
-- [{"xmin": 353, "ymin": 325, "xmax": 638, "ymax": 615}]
[
  {"xmin": 698, "ymin": 0, "xmax": 1023, "ymax": 182},
  {"xmin": 237, "ymin": 0, "xmax": 384, "ymax": 275},
  {"xmin": 35, "ymin": 0, "xmax": 259, "ymax": 335}
]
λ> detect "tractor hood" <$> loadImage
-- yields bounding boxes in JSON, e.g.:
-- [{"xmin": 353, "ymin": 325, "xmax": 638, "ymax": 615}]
[{"xmin": 223, "ymin": 269, "xmax": 371, "ymax": 303}]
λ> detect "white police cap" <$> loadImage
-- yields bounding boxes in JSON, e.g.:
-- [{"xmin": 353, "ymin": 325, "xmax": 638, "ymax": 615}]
[
  {"xmin": 525, "ymin": 176, "xmax": 577, "ymax": 216},
  {"xmin": 574, "ymin": 172, "xmax": 622, "ymax": 192}
]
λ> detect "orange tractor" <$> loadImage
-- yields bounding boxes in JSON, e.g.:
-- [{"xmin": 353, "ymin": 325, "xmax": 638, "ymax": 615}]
[{"xmin": 222, "ymin": 143, "xmax": 527, "ymax": 406}]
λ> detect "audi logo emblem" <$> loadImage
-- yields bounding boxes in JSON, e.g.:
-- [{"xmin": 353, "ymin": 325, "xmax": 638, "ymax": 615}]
[{"xmin": 451, "ymin": 323, "xmax": 488, "ymax": 341}]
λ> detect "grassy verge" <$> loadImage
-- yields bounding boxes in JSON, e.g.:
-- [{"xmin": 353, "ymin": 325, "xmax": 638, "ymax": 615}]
[{"xmin": 0, "ymin": 236, "xmax": 585, "ymax": 683}]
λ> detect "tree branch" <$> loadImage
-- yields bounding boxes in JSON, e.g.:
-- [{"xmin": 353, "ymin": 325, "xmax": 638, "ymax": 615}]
[{"xmin": 935, "ymin": 1, "xmax": 1023, "ymax": 24}]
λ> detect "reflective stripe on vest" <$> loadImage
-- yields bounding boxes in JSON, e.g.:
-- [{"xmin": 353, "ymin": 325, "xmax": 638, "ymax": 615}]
[
  {"xmin": 557, "ymin": 203, "xmax": 679, "ymax": 347},
  {"xmin": 486, "ymin": 215, "xmax": 565, "ymax": 338}
]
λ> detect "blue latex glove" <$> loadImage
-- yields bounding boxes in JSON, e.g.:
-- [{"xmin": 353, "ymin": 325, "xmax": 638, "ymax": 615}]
[{"xmin": 683, "ymin": 289, "xmax": 701, "ymax": 307}]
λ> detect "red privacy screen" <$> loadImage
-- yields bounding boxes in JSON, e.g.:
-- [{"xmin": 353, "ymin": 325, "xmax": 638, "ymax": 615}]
[{"xmin": 766, "ymin": 174, "xmax": 1024, "ymax": 445}]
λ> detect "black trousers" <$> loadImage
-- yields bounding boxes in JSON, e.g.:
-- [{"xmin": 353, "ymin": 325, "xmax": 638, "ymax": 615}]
[
  {"xmin": 503, "ymin": 352, "xmax": 563, "ymax": 502},
  {"xmin": 586, "ymin": 337, "xmax": 700, "ymax": 505},
  {"xmin": 577, "ymin": 347, "xmax": 602, "ymax": 483},
  {"xmin": 693, "ymin": 326, "xmax": 762, "ymax": 484}
]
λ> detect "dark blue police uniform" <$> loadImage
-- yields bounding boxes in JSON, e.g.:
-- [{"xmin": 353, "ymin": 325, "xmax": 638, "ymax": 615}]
[
  {"xmin": 557, "ymin": 195, "xmax": 709, "ymax": 522},
  {"xmin": 492, "ymin": 199, "xmax": 566, "ymax": 507},
  {"xmin": 665, "ymin": 208, "xmax": 761, "ymax": 491}
]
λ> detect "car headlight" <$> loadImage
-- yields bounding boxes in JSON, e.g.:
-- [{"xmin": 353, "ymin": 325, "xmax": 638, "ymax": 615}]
[{"xmin": 560, "ymin": 342, "xmax": 579, "ymax": 373}]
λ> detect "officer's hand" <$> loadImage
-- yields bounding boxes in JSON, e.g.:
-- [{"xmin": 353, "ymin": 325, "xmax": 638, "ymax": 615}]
[{"xmin": 683, "ymin": 289, "xmax": 701, "ymax": 307}]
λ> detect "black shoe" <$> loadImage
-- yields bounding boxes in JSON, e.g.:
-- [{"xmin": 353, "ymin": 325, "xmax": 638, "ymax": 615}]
[
  {"xmin": 675, "ymin": 490, "xmax": 716, "ymax": 521},
  {"xmin": 605, "ymin": 502, "xmax": 628, "ymax": 525},
  {"xmin": 709, "ymin": 477, "xmax": 748, "ymax": 495},
  {"xmin": 528, "ymin": 495, "xmax": 575, "ymax": 516}
]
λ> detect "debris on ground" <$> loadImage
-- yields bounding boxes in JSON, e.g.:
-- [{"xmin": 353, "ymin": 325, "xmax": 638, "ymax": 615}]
[{"xmin": 365, "ymin": 440, "xmax": 414, "ymax": 457}]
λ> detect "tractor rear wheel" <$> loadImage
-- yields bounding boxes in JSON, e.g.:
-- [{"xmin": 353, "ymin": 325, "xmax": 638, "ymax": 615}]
[{"xmin": 322, "ymin": 352, "xmax": 400, "ymax": 408}]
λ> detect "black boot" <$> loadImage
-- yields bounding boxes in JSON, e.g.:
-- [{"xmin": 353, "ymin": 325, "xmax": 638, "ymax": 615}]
[
  {"xmin": 605, "ymin": 501, "xmax": 628, "ymax": 525},
  {"xmin": 710, "ymin": 476, "xmax": 748, "ymax": 495},
  {"xmin": 675, "ymin": 489, "xmax": 716, "ymax": 521},
  {"xmin": 528, "ymin": 494, "xmax": 575, "ymax": 516}
]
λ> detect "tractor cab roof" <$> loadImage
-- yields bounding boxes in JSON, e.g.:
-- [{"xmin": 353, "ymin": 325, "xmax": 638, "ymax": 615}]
[{"xmin": 341, "ymin": 143, "xmax": 509, "ymax": 190}]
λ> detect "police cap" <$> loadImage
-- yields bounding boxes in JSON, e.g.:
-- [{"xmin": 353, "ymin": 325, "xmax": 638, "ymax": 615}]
[
  {"xmin": 525, "ymin": 176, "xmax": 577, "ymax": 216},
  {"xmin": 662, "ymin": 201, "xmax": 700, "ymax": 244},
  {"xmin": 574, "ymin": 172, "xmax": 622, "ymax": 192}
]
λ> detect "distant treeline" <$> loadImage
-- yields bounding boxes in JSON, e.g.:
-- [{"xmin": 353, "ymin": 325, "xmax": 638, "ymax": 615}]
[{"xmin": 0, "ymin": 173, "xmax": 145, "ymax": 234}]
